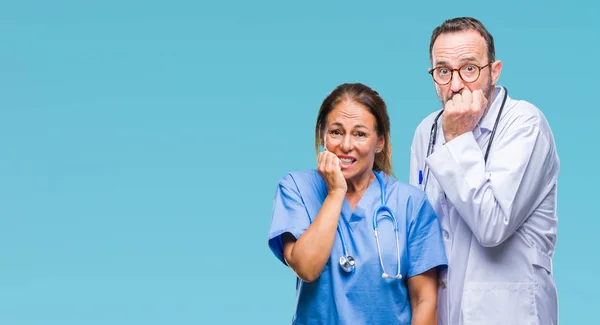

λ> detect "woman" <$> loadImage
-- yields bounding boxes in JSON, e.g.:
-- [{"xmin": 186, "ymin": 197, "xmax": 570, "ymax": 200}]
[{"xmin": 268, "ymin": 83, "xmax": 447, "ymax": 324}]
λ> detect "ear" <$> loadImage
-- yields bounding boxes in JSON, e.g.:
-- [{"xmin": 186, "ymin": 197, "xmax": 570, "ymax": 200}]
[
  {"xmin": 376, "ymin": 136, "xmax": 385, "ymax": 153},
  {"xmin": 491, "ymin": 60, "xmax": 503, "ymax": 85}
]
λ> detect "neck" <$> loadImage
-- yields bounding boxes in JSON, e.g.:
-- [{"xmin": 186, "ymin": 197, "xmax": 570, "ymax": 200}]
[{"xmin": 346, "ymin": 170, "xmax": 374, "ymax": 194}]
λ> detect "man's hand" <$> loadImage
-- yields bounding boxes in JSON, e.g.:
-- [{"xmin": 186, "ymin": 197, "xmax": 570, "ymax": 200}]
[{"xmin": 442, "ymin": 88, "xmax": 488, "ymax": 143}]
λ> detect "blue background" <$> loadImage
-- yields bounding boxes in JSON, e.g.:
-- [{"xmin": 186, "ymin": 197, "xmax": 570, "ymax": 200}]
[{"xmin": 1, "ymin": 0, "xmax": 597, "ymax": 324}]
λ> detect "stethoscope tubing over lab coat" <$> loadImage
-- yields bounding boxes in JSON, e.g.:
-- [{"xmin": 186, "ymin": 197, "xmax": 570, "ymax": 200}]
[{"xmin": 419, "ymin": 86, "xmax": 508, "ymax": 192}]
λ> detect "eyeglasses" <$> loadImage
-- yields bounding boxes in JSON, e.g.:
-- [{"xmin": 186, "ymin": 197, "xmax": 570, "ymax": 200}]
[{"xmin": 429, "ymin": 62, "xmax": 492, "ymax": 85}]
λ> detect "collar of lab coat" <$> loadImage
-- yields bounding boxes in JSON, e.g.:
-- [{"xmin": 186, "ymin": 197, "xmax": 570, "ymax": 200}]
[{"xmin": 478, "ymin": 85, "xmax": 506, "ymax": 132}]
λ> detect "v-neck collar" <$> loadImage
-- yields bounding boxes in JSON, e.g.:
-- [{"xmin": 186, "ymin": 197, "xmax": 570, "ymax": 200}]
[{"xmin": 340, "ymin": 171, "xmax": 380, "ymax": 231}]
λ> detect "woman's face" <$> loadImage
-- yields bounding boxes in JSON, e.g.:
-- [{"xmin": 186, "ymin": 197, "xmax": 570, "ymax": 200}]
[{"xmin": 324, "ymin": 99, "xmax": 384, "ymax": 182}]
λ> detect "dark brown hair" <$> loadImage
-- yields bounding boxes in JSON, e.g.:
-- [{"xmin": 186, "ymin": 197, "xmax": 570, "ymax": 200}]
[
  {"xmin": 314, "ymin": 83, "xmax": 393, "ymax": 176},
  {"xmin": 429, "ymin": 17, "xmax": 495, "ymax": 63}
]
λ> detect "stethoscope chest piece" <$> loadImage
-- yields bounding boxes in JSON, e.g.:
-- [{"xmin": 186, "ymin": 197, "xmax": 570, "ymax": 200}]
[
  {"xmin": 335, "ymin": 172, "xmax": 403, "ymax": 279},
  {"xmin": 339, "ymin": 255, "xmax": 355, "ymax": 273}
]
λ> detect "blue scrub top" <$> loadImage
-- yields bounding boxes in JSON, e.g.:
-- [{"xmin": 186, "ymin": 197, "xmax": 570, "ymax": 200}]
[{"xmin": 268, "ymin": 170, "xmax": 448, "ymax": 325}]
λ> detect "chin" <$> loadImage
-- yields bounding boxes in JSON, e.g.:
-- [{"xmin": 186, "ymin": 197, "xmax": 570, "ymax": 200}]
[
  {"xmin": 341, "ymin": 168, "xmax": 356, "ymax": 180},
  {"xmin": 342, "ymin": 165, "xmax": 367, "ymax": 180},
  {"xmin": 341, "ymin": 170, "xmax": 352, "ymax": 179}
]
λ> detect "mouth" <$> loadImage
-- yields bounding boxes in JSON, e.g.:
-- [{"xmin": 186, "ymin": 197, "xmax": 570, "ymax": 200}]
[{"xmin": 338, "ymin": 156, "xmax": 356, "ymax": 169}]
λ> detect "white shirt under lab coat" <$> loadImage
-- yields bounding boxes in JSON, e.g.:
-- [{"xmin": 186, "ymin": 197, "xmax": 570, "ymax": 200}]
[{"xmin": 409, "ymin": 86, "xmax": 559, "ymax": 325}]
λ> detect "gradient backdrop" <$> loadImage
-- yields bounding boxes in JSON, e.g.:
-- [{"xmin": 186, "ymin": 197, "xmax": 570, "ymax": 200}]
[{"xmin": 1, "ymin": 0, "xmax": 597, "ymax": 324}]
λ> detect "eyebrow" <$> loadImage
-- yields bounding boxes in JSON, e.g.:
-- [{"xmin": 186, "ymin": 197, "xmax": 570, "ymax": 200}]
[
  {"xmin": 435, "ymin": 57, "xmax": 479, "ymax": 67},
  {"xmin": 329, "ymin": 122, "xmax": 370, "ymax": 130},
  {"xmin": 459, "ymin": 56, "xmax": 479, "ymax": 63},
  {"xmin": 434, "ymin": 60, "xmax": 450, "ymax": 67}
]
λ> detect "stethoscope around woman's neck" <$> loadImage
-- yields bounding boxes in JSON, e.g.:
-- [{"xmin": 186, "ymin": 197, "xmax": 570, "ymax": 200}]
[
  {"xmin": 421, "ymin": 86, "xmax": 508, "ymax": 191},
  {"xmin": 337, "ymin": 171, "xmax": 403, "ymax": 279},
  {"xmin": 322, "ymin": 132, "xmax": 402, "ymax": 279}
]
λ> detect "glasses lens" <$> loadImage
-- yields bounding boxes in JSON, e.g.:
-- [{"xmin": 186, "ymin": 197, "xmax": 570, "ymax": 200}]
[
  {"xmin": 459, "ymin": 65, "xmax": 480, "ymax": 83},
  {"xmin": 433, "ymin": 68, "xmax": 451, "ymax": 84}
]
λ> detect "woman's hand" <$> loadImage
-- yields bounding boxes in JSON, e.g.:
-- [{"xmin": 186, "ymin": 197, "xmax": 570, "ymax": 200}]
[
  {"xmin": 317, "ymin": 151, "xmax": 347, "ymax": 195},
  {"xmin": 282, "ymin": 151, "xmax": 347, "ymax": 282}
]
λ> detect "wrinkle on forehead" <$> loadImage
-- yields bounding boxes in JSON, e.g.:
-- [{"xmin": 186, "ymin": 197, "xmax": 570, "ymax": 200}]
[
  {"xmin": 432, "ymin": 31, "xmax": 487, "ymax": 65},
  {"xmin": 327, "ymin": 100, "xmax": 376, "ymax": 130}
]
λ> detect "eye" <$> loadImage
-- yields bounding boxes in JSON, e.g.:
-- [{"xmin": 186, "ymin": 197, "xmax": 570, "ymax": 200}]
[
  {"xmin": 438, "ymin": 67, "xmax": 450, "ymax": 75},
  {"xmin": 355, "ymin": 131, "xmax": 367, "ymax": 138},
  {"xmin": 463, "ymin": 65, "xmax": 476, "ymax": 72},
  {"xmin": 330, "ymin": 129, "xmax": 342, "ymax": 136}
]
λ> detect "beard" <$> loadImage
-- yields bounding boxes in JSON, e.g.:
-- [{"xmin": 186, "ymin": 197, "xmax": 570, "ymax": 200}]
[{"xmin": 437, "ymin": 75, "xmax": 494, "ymax": 109}]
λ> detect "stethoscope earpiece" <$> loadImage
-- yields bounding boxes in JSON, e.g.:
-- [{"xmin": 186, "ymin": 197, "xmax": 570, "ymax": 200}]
[{"xmin": 382, "ymin": 272, "xmax": 402, "ymax": 279}]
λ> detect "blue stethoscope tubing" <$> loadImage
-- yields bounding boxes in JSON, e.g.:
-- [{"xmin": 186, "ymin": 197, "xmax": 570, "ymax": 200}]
[
  {"xmin": 337, "ymin": 171, "xmax": 402, "ymax": 279},
  {"xmin": 422, "ymin": 86, "xmax": 508, "ymax": 191}
]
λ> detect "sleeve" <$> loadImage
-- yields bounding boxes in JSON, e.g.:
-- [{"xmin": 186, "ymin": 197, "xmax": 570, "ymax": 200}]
[
  {"xmin": 267, "ymin": 173, "xmax": 311, "ymax": 266},
  {"xmin": 407, "ymin": 195, "xmax": 448, "ymax": 277},
  {"xmin": 425, "ymin": 124, "xmax": 559, "ymax": 247}
]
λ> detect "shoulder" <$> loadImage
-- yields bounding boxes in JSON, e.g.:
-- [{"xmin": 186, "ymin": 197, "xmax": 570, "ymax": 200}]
[
  {"xmin": 276, "ymin": 170, "xmax": 326, "ymax": 196},
  {"xmin": 278, "ymin": 169, "xmax": 321, "ymax": 186},
  {"xmin": 414, "ymin": 109, "xmax": 443, "ymax": 135},
  {"xmin": 496, "ymin": 94, "xmax": 558, "ymax": 158},
  {"xmin": 503, "ymin": 96, "xmax": 555, "ymax": 136},
  {"xmin": 411, "ymin": 109, "xmax": 443, "ymax": 153}
]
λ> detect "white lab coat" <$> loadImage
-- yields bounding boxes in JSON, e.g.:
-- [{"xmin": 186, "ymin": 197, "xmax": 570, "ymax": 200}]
[{"xmin": 409, "ymin": 86, "xmax": 559, "ymax": 325}]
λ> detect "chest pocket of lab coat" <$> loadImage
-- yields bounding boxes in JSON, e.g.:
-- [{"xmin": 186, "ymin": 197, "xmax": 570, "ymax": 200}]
[{"xmin": 461, "ymin": 282, "xmax": 538, "ymax": 325}]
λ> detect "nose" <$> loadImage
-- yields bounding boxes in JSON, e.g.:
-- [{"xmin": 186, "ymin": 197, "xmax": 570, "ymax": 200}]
[
  {"xmin": 340, "ymin": 134, "xmax": 353, "ymax": 152},
  {"xmin": 450, "ymin": 70, "xmax": 465, "ymax": 93}
]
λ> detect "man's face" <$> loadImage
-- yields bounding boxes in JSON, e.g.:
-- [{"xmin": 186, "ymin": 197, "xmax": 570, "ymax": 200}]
[{"xmin": 430, "ymin": 30, "xmax": 501, "ymax": 107}]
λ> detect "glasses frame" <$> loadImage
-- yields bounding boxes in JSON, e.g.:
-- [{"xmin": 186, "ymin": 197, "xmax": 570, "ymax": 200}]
[{"xmin": 429, "ymin": 62, "xmax": 493, "ymax": 85}]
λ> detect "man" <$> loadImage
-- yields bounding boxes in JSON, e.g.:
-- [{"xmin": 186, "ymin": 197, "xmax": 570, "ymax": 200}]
[{"xmin": 409, "ymin": 17, "xmax": 559, "ymax": 325}]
